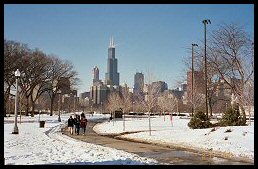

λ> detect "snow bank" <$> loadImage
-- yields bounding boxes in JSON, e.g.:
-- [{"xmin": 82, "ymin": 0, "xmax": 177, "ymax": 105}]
[
  {"xmin": 4, "ymin": 113, "xmax": 157, "ymax": 165},
  {"xmin": 93, "ymin": 116, "xmax": 254, "ymax": 161}
]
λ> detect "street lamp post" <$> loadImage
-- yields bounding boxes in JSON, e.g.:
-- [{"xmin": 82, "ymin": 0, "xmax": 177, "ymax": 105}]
[
  {"xmin": 122, "ymin": 108, "xmax": 125, "ymax": 131},
  {"xmin": 191, "ymin": 43, "xmax": 198, "ymax": 116},
  {"xmin": 74, "ymin": 95, "xmax": 76, "ymax": 113},
  {"xmin": 9, "ymin": 96, "xmax": 11, "ymax": 117},
  {"xmin": 202, "ymin": 19, "xmax": 211, "ymax": 118},
  {"xmin": 12, "ymin": 69, "xmax": 20, "ymax": 134},
  {"xmin": 101, "ymin": 102, "xmax": 103, "ymax": 114},
  {"xmin": 57, "ymin": 91, "xmax": 62, "ymax": 122},
  {"xmin": 176, "ymin": 99, "xmax": 179, "ymax": 114},
  {"xmin": 132, "ymin": 101, "xmax": 135, "ymax": 113}
]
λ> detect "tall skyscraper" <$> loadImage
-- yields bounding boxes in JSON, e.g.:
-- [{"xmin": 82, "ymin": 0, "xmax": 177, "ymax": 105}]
[
  {"xmin": 93, "ymin": 66, "xmax": 99, "ymax": 85},
  {"xmin": 105, "ymin": 37, "xmax": 120, "ymax": 86},
  {"xmin": 134, "ymin": 72, "xmax": 144, "ymax": 94}
]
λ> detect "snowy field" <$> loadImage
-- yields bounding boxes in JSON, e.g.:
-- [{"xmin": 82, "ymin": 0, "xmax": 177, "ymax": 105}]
[
  {"xmin": 93, "ymin": 115, "xmax": 254, "ymax": 162},
  {"xmin": 4, "ymin": 113, "xmax": 157, "ymax": 165}
]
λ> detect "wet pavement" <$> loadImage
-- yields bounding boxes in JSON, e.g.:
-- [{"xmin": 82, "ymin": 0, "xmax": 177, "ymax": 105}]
[{"xmin": 61, "ymin": 118, "xmax": 253, "ymax": 165}]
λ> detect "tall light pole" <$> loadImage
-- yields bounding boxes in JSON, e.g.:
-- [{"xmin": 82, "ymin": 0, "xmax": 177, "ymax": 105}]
[
  {"xmin": 191, "ymin": 43, "xmax": 198, "ymax": 116},
  {"xmin": 132, "ymin": 101, "xmax": 135, "ymax": 113},
  {"xmin": 101, "ymin": 102, "xmax": 103, "ymax": 114},
  {"xmin": 12, "ymin": 69, "xmax": 20, "ymax": 134},
  {"xmin": 202, "ymin": 19, "xmax": 211, "ymax": 118},
  {"xmin": 176, "ymin": 98, "xmax": 179, "ymax": 114},
  {"xmin": 74, "ymin": 95, "xmax": 76, "ymax": 113},
  {"xmin": 57, "ymin": 90, "xmax": 61, "ymax": 122}
]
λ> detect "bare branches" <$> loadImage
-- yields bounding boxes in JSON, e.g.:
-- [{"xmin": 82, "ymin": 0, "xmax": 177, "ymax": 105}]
[
  {"xmin": 158, "ymin": 92, "xmax": 177, "ymax": 114},
  {"xmin": 106, "ymin": 92, "xmax": 123, "ymax": 113},
  {"xmin": 4, "ymin": 39, "xmax": 80, "ymax": 116},
  {"xmin": 208, "ymin": 23, "xmax": 254, "ymax": 111}
]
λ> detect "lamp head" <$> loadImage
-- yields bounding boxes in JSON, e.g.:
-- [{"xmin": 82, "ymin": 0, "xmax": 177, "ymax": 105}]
[
  {"xmin": 15, "ymin": 69, "xmax": 21, "ymax": 77},
  {"xmin": 202, "ymin": 19, "xmax": 211, "ymax": 24},
  {"xmin": 192, "ymin": 44, "xmax": 198, "ymax": 47}
]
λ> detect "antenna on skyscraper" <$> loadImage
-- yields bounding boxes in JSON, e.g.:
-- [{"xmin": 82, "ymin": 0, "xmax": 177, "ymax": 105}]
[
  {"xmin": 109, "ymin": 37, "xmax": 112, "ymax": 47},
  {"xmin": 109, "ymin": 36, "xmax": 117, "ymax": 48}
]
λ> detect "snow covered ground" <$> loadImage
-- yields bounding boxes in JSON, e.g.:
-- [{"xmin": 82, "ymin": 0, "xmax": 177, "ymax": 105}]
[
  {"xmin": 93, "ymin": 115, "xmax": 254, "ymax": 162},
  {"xmin": 4, "ymin": 113, "xmax": 157, "ymax": 165}
]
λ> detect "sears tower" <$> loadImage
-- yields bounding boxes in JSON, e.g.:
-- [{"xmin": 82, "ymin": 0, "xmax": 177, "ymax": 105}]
[{"xmin": 105, "ymin": 37, "xmax": 120, "ymax": 86}]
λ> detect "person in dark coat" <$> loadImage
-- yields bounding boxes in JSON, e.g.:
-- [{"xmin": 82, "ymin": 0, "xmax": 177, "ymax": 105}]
[
  {"xmin": 73, "ymin": 115, "xmax": 77, "ymax": 134},
  {"xmin": 81, "ymin": 112, "xmax": 85, "ymax": 118},
  {"xmin": 75, "ymin": 115, "xmax": 81, "ymax": 135},
  {"xmin": 67, "ymin": 116, "xmax": 74, "ymax": 135},
  {"xmin": 80, "ymin": 117, "xmax": 88, "ymax": 135}
]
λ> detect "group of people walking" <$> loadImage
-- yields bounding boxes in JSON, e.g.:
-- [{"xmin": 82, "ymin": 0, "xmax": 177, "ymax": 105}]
[{"xmin": 67, "ymin": 113, "xmax": 88, "ymax": 135}]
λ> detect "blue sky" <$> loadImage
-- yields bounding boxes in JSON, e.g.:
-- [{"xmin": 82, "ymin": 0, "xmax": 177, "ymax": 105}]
[{"xmin": 4, "ymin": 4, "xmax": 254, "ymax": 94}]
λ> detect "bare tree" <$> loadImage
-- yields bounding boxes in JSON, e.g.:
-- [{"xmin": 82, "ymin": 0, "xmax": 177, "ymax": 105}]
[
  {"xmin": 79, "ymin": 98, "xmax": 89, "ymax": 112},
  {"xmin": 158, "ymin": 92, "xmax": 177, "ymax": 120},
  {"xmin": 208, "ymin": 23, "xmax": 253, "ymax": 122},
  {"xmin": 141, "ymin": 70, "xmax": 160, "ymax": 136},
  {"xmin": 4, "ymin": 39, "xmax": 30, "ymax": 116},
  {"xmin": 120, "ymin": 86, "xmax": 132, "ymax": 131},
  {"xmin": 19, "ymin": 49, "xmax": 51, "ymax": 117},
  {"xmin": 46, "ymin": 56, "xmax": 79, "ymax": 116},
  {"xmin": 157, "ymin": 92, "xmax": 167, "ymax": 117},
  {"xmin": 106, "ymin": 91, "xmax": 123, "ymax": 125}
]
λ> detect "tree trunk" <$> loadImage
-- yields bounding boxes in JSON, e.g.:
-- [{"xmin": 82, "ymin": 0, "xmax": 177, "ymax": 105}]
[
  {"xmin": 209, "ymin": 100, "xmax": 213, "ymax": 117},
  {"xmin": 123, "ymin": 110, "xmax": 125, "ymax": 131},
  {"xmin": 239, "ymin": 105, "xmax": 246, "ymax": 125},
  {"xmin": 25, "ymin": 97, "xmax": 29, "ymax": 116},
  {"xmin": 112, "ymin": 111, "xmax": 114, "ymax": 126},
  {"xmin": 4, "ymin": 88, "xmax": 11, "ymax": 117},
  {"xmin": 4, "ymin": 105, "xmax": 7, "ymax": 117},
  {"xmin": 148, "ymin": 111, "xmax": 151, "ymax": 136},
  {"xmin": 248, "ymin": 107, "xmax": 251, "ymax": 126},
  {"xmin": 50, "ymin": 96, "xmax": 54, "ymax": 116},
  {"xmin": 31, "ymin": 102, "xmax": 35, "ymax": 117}
]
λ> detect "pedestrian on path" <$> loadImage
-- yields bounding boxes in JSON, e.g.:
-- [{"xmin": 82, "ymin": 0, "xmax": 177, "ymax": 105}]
[
  {"xmin": 73, "ymin": 114, "xmax": 77, "ymax": 134},
  {"xmin": 75, "ymin": 115, "xmax": 81, "ymax": 135},
  {"xmin": 80, "ymin": 116, "xmax": 88, "ymax": 135},
  {"xmin": 67, "ymin": 116, "xmax": 74, "ymax": 135}
]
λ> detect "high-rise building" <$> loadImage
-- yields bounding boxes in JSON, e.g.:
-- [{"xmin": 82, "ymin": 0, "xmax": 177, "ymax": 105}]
[
  {"xmin": 90, "ymin": 82, "xmax": 107, "ymax": 105},
  {"xmin": 180, "ymin": 82, "xmax": 187, "ymax": 92},
  {"xmin": 92, "ymin": 66, "xmax": 99, "ymax": 85},
  {"xmin": 105, "ymin": 37, "xmax": 120, "ymax": 86},
  {"xmin": 133, "ymin": 72, "xmax": 144, "ymax": 95},
  {"xmin": 57, "ymin": 77, "xmax": 71, "ymax": 94},
  {"xmin": 79, "ymin": 92, "xmax": 90, "ymax": 100},
  {"xmin": 150, "ymin": 81, "xmax": 168, "ymax": 95},
  {"xmin": 187, "ymin": 70, "xmax": 205, "ymax": 101}
]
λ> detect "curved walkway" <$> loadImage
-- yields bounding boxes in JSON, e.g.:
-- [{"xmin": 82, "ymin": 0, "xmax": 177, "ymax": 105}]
[{"xmin": 61, "ymin": 119, "xmax": 252, "ymax": 165}]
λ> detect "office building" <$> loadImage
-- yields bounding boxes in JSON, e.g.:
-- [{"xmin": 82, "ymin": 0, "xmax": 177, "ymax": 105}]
[
  {"xmin": 133, "ymin": 72, "xmax": 144, "ymax": 95},
  {"xmin": 105, "ymin": 37, "xmax": 120, "ymax": 86}
]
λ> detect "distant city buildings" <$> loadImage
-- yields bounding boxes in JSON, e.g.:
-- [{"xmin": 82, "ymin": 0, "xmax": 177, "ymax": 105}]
[
  {"xmin": 79, "ymin": 92, "xmax": 90, "ymax": 100},
  {"xmin": 133, "ymin": 72, "xmax": 144, "ymax": 95},
  {"xmin": 150, "ymin": 81, "xmax": 168, "ymax": 95},
  {"xmin": 89, "ymin": 38, "xmax": 122, "ymax": 105},
  {"xmin": 90, "ymin": 83, "xmax": 107, "ymax": 105},
  {"xmin": 92, "ymin": 66, "xmax": 100, "ymax": 85},
  {"xmin": 187, "ymin": 71, "xmax": 205, "ymax": 98}
]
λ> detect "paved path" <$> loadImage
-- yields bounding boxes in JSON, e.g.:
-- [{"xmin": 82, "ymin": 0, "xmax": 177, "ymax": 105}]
[{"xmin": 61, "ymin": 119, "xmax": 252, "ymax": 165}]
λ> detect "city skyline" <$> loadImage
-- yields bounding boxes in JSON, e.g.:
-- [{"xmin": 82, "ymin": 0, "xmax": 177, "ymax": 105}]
[{"xmin": 4, "ymin": 4, "xmax": 254, "ymax": 94}]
